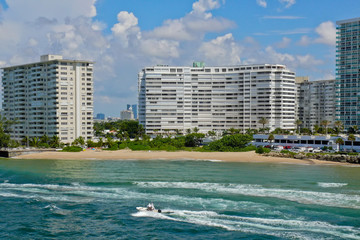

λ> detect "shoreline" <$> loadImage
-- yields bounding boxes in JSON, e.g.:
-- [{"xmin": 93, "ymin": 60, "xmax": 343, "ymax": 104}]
[{"xmin": 13, "ymin": 149, "xmax": 348, "ymax": 165}]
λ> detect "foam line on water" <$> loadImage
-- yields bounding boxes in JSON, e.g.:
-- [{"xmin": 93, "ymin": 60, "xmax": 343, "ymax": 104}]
[
  {"xmin": 317, "ymin": 182, "xmax": 348, "ymax": 188},
  {"xmin": 0, "ymin": 182, "xmax": 269, "ymax": 212},
  {"xmin": 134, "ymin": 181, "xmax": 360, "ymax": 209}
]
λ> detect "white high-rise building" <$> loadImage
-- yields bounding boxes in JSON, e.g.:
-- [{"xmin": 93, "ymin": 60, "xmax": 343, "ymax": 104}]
[
  {"xmin": 1, "ymin": 55, "xmax": 94, "ymax": 143},
  {"xmin": 336, "ymin": 18, "xmax": 360, "ymax": 129},
  {"xmin": 138, "ymin": 63, "xmax": 296, "ymax": 135},
  {"xmin": 296, "ymin": 77, "xmax": 336, "ymax": 130}
]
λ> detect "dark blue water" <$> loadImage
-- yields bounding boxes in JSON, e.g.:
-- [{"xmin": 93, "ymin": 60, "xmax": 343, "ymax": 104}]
[{"xmin": 1, "ymin": 159, "xmax": 360, "ymax": 239}]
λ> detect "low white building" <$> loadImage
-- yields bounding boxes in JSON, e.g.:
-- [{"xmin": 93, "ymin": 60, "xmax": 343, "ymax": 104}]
[{"xmin": 253, "ymin": 134, "xmax": 360, "ymax": 151}]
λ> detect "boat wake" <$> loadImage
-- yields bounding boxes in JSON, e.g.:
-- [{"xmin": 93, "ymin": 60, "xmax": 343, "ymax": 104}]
[
  {"xmin": 135, "ymin": 181, "xmax": 360, "ymax": 209},
  {"xmin": 131, "ymin": 208, "xmax": 360, "ymax": 239}
]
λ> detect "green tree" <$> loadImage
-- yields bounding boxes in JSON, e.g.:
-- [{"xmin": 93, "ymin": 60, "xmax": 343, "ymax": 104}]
[
  {"xmin": 174, "ymin": 129, "xmax": 183, "ymax": 136},
  {"xmin": 353, "ymin": 125, "xmax": 359, "ymax": 134},
  {"xmin": 97, "ymin": 137, "xmax": 104, "ymax": 147},
  {"xmin": 314, "ymin": 125, "xmax": 320, "ymax": 134},
  {"xmin": 258, "ymin": 117, "xmax": 269, "ymax": 133},
  {"xmin": 86, "ymin": 139, "xmax": 97, "ymax": 148},
  {"xmin": 207, "ymin": 130, "xmax": 216, "ymax": 140},
  {"xmin": 320, "ymin": 120, "xmax": 330, "ymax": 135},
  {"xmin": 300, "ymin": 128, "xmax": 312, "ymax": 135},
  {"xmin": 29, "ymin": 137, "xmax": 40, "ymax": 147},
  {"xmin": 207, "ymin": 134, "xmax": 253, "ymax": 151},
  {"xmin": 49, "ymin": 135, "xmax": 61, "ymax": 148},
  {"xmin": 229, "ymin": 128, "xmax": 240, "ymax": 135},
  {"xmin": 40, "ymin": 134, "xmax": 50, "ymax": 148},
  {"xmin": 106, "ymin": 136, "xmax": 115, "ymax": 148},
  {"xmin": 185, "ymin": 133, "xmax": 205, "ymax": 147},
  {"xmin": 335, "ymin": 138, "xmax": 344, "ymax": 152},
  {"xmin": 334, "ymin": 121, "xmax": 343, "ymax": 135},
  {"xmin": 246, "ymin": 129, "xmax": 258, "ymax": 135},
  {"xmin": 295, "ymin": 119, "xmax": 302, "ymax": 134},
  {"xmin": 348, "ymin": 134, "xmax": 356, "ymax": 152},
  {"xmin": 0, "ymin": 115, "xmax": 15, "ymax": 148},
  {"xmin": 268, "ymin": 134, "xmax": 275, "ymax": 143},
  {"xmin": 21, "ymin": 136, "xmax": 30, "ymax": 147},
  {"xmin": 192, "ymin": 127, "xmax": 199, "ymax": 133},
  {"xmin": 123, "ymin": 131, "xmax": 130, "ymax": 141}
]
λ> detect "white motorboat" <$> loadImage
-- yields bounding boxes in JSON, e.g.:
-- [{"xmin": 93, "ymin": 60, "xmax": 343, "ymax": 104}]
[{"xmin": 136, "ymin": 203, "xmax": 162, "ymax": 213}]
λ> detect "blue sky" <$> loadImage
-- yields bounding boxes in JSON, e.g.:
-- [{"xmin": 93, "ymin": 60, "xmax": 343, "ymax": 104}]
[{"xmin": 0, "ymin": 0, "xmax": 359, "ymax": 116}]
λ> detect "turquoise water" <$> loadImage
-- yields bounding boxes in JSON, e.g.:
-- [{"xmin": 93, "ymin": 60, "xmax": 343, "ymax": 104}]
[{"xmin": 1, "ymin": 159, "xmax": 360, "ymax": 239}]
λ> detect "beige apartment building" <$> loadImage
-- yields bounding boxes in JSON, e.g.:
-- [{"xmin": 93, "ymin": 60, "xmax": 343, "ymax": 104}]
[
  {"xmin": 1, "ymin": 55, "xmax": 94, "ymax": 143},
  {"xmin": 296, "ymin": 77, "xmax": 336, "ymax": 130}
]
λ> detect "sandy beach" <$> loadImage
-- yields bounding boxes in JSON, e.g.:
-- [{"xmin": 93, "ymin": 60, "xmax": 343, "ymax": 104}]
[{"xmin": 14, "ymin": 149, "xmax": 347, "ymax": 165}]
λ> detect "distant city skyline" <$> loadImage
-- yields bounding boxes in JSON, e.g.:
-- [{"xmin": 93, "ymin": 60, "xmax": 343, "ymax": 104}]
[{"xmin": 0, "ymin": 0, "xmax": 359, "ymax": 116}]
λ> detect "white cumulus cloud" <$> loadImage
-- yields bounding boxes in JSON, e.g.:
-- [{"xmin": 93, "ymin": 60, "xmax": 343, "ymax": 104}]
[
  {"xmin": 274, "ymin": 37, "xmax": 291, "ymax": 48},
  {"xmin": 257, "ymin": 0, "xmax": 267, "ymax": 8},
  {"xmin": 192, "ymin": 0, "xmax": 221, "ymax": 13},
  {"xmin": 279, "ymin": 0, "xmax": 296, "ymax": 8},
  {"xmin": 198, "ymin": 33, "xmax": 242, "ymax": 65},
  {"xmin": 314, "ymin": 21, "xmax": 336, "ymax": 46}
]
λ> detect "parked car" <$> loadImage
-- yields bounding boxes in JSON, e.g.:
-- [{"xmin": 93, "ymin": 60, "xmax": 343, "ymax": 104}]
[
  {"xmin": 272, "ymin": 145, "xmax": 284, "ymax": 151},
  {"xmin": 312, "ymin": 148, "xmax": 322, "ymax": 153}
]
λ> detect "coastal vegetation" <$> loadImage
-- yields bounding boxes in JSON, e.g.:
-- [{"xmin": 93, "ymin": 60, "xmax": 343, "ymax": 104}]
[
  {"xmin": 1, "ymin": 116, "xmax": 360, "ymax": 162},
  {"xmin": 0, "ymin": 115, "xmax": 18, "ymax": 148}
]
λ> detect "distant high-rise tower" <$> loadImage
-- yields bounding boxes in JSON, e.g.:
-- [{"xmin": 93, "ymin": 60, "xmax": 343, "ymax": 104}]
[
  {"xmin": 127, "ymin": 104, "xmax": 137, "ymax": 119},
  {"xmin": 336, "ymin": 18, "xmax": 360, "ymax": 129},
  {"xmin": 96, "ymin": 113, "xmax": 105, "ymax": 120},
  {"xmin": 296, "ymin": 77, "xmax": 336, "ymax": 130},
  {"xmin": 1, "ymin": 55, "xmax": 94, "ymax": 143}
]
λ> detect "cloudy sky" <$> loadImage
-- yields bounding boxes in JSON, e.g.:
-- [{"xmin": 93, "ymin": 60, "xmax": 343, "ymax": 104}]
[{"xmin": 0, "ymin": 0, "xmax": 359, "ymax": 117}]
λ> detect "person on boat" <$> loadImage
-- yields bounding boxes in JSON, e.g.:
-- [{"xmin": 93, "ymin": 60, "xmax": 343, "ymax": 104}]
[{"xmin": 147, "ymin": 203, "xmax": 154, "ymax": 211}]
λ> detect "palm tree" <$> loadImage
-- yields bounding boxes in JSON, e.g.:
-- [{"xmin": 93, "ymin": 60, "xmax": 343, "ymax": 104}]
[
  {"xmin": 314, "ymin": 125, "xmax": 320, "ymax": 134},
  {"xmin": 348, "ymin": 134, "xmax": 356, "ymax": 152},
  {"xmin": 334, "ymin": 120, "xmax": 343, "ymax": 135},
  {"xmin": 320, "ymin": 120, "xmax": 330, "ymax": 135},
  {"xmin": 106, "ymin": 136, "xmax": 114, "ymax": 148},
  {"xmin": 50, "ymin": 135, "xmax": 60, "ymax": 148},
  {"xmin": 353, "ymin": 125, "xmax": 359, "ymax": 134},
  {"xmin": 186, "ymin": 129, "xmax": 191, "ymax": 134},
  {"xmin": 137, "ymin": 124, "xmax": 145, "ymax": 138},
  {"xmin": 268, "ymin": 134, "xmax": 275, "ymax": 144},
  {"xmin": 21, "ymin": 136, "xmax": 30, "ymax": 147},
  {"xmin": 229, "ymin": 128, "xmax": 237, "ymax": 135},
  {"xmin": 163, "ymin": 129, "xmax": 171, "ymax": 137},
  {"xmin": 207, "ymin": 130, "xmax": 216, "ymax": 140},
  {"xmin": 40, "ymin": 134, "xmax": 50, "ymax": 146},
  {"xmin": 335, "ymin": 138, "xmax": 344, "ymax": 152},
  {"xmin": 123, "ymin": 131, "xmax": 130, "ymax": 141},
  {"xmin": 193, "ymin": 127, "xmax": 199, "ymax": 133},
  {"xmin": 98, "ymin": 137, "xmax": 104, "ymax": 148},
  {"xmin": 258, "ymin": 117, "xmax": 269, "ymax": 133},
  {"xmin": 295, "ymin": 119, "xmax": 302, "ymax": 134},
  {"xmin": 30, "ymin": 137, "xmax": 40, "ymax": 147},
  {"xmin": 78, "ymin": 136, "xmax": 85, "ymax": 146},
  {"xmin": 174, "ymin": 129, "xmax": 182, "ymax": 136}
]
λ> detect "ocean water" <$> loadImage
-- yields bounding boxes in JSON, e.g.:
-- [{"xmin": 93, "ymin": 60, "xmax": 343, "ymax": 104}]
[{"xmin": 1, "ymin": 159, "xmax": 360, "ymax": 239}]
